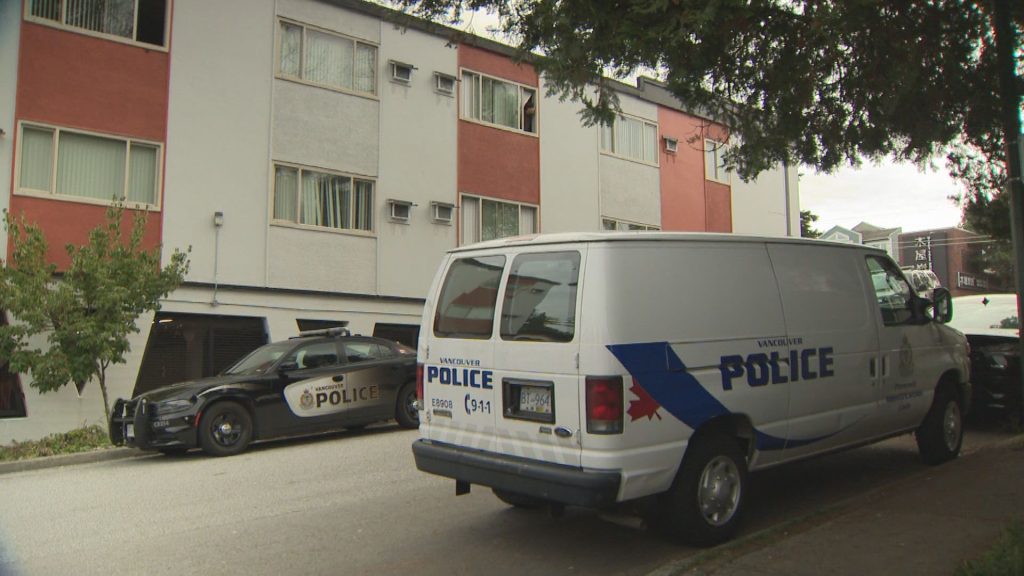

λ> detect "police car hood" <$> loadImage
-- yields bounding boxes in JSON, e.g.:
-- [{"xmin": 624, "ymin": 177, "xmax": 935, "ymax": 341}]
[{"xmin": 136, "ymin": 374, "xmax": 259, "ymax": 403}]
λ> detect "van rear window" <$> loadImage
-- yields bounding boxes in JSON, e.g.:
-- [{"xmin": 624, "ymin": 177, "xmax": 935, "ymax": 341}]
[
  {"xmin": 433, "ymin": 256, "xmax": 506, "ymax": 338},
  {"xmin": 500, "ymin": 251, "xmax": 580, "ymax": 342}
]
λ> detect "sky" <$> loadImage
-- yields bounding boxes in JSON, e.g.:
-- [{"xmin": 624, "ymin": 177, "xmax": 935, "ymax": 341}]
[{"xmin": 798, "ymin": 160, "xmax": 966, "ymax": 235}]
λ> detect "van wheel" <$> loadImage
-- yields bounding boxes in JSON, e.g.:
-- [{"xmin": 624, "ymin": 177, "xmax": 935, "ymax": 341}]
[
  {"xmin": 916, "ymin": 386, "xmax": 963, "ymax": 465},
  {"xmin": 199, "ymin": 402, "xmax": 253, "ymax": 457},
  {"xmin": 659, "ymin": 434, "xmax": 747, "ymax": 547},
  {"xmin": 395, "ymin": 382, "xmax": 419, "ymax": 429},
  {"xmin": 492, "ymin": 488, "xmax": 546, "ymax": 510}
]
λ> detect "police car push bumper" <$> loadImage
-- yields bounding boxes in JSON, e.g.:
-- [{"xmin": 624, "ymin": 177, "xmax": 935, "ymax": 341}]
[{"xmin": 412, "ymin": 439, "xmax": 621, "ymax": 507}]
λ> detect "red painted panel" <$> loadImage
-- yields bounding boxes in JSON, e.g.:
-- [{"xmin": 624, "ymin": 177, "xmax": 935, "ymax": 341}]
[
  {"xmin": 658, "ymin": 109, "xmax": 708, "ymax": 231},
  {"xmin": 705, "ymin": 182, "xmax": 733, "ymax": 233},
  {"xmin": 7, "ymin": 196, "xmax": 162, "ymax": 271},
  {"xmin": 457, "ymin": 44, "xmax": 540, "ymax": 205},
  {"xmin": 16, "ymin": 22, "xmax": 169, "ymax": 141},
  {"xmin": 458, "ymin": 122, "xmax": 539, "ymax": 204},
  {"xmin": 459, "ymin": 44, "xmax": 537, "ymax": 87}
]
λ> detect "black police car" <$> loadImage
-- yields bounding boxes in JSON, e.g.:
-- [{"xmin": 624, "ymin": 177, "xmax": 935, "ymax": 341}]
[{"xmin": 109, "ymin": 326, "xmax": 418, "ymax": 456}]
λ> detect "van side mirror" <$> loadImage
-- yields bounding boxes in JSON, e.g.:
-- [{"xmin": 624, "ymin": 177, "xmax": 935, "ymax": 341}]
[{"xmin": 930, "ymin": 288, "xmax": 953, "ymax": 324}]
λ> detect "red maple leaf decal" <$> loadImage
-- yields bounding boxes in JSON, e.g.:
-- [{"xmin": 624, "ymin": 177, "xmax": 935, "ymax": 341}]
[{"xmin": 627, "ymin": 378, "xmax": 662, "ymax": 421}]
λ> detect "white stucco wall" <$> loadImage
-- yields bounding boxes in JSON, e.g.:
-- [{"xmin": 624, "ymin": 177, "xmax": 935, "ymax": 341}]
[
  {"xmin": 163, "ymin": 0, "xmax": 276, "ymax": 287},
  {"xmin": 0, "ymin": 0, "xmax": 19, "ymax": 257},
  {"xmin": 598, "ymin": 95, "xmax": 661, "ymax": 227},
  {"xmin": 376, "ymin": 23, "xmax": 458, "ymax": 298},
  {"xmin": 731, "ymin": 162, "xmax": 800, "ymax": 237},
  {"xmin": 539, "ymin": 77, "xmax": 601, "ymax": 233}
]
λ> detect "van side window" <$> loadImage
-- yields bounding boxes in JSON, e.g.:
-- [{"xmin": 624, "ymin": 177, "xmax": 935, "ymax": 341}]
[
  {"xmin": 433, "ymin": 256, "xmax": 506, "ymax": 339},
  {"xmin": 500, "ymin": 251, "xmax": 580, "ymax": 342},
  {"xmin": 866, "ymin": 256, "xmax": 914, "ymax": 325}
]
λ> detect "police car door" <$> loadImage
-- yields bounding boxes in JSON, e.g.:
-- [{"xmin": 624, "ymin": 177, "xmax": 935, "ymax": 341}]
[
  {"xmin": 864, "ymin": 256, "xmax": 938, "ymax": 431},
  {"xmin": 491, "ymin": 249, "xmax": 583, "ymax": 468},
  {"xmin": 270, "ymin": 340, "xmax": 350, "ymax": 433}
]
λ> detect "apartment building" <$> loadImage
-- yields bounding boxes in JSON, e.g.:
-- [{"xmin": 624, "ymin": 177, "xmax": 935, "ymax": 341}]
[{"xmin": 0, "ymin": 0, "xmax": 799, "ymax": 440}]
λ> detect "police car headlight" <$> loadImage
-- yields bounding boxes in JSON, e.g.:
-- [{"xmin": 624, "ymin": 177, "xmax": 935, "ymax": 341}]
[{"xmin": 158, "ymin": 399, "xmax": 194, "ymax": 412}]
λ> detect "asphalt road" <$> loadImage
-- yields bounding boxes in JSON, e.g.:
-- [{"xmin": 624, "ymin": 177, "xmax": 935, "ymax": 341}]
[{"xmin": 0, "ymin": 422, "xmax": 1013, "ymax": 576}]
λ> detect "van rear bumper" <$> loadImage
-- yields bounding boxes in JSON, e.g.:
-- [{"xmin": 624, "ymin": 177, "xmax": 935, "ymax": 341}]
[{"xmin": 412, "ymin": 439, "xmax": 621, "ymax": 508}]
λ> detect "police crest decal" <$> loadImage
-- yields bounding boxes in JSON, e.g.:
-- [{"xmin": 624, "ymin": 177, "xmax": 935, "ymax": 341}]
[{"xmin": 300, "ymin": 389, "xmax": 314, "ymax": 410}]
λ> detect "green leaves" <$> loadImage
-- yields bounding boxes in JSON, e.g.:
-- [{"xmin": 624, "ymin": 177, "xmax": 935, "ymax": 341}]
[{"xmin": 0, "ymin": 205, "xmax": 190, "ymax": 418}]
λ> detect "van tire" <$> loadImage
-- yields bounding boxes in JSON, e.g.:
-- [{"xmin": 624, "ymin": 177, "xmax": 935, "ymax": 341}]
[
  {"xmin": 916, "ymin": 386, "xmax": 963, "ymax": 465},
  {"xmin": 492, "ymin": 488, "xmax": 546, "ymax": 510},
  {"xmin": 659, "ymin": 434, "xmax": 747, "ymax": 547}
]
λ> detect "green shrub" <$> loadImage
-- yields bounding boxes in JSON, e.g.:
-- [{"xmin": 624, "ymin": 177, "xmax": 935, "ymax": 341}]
[
  {"xmin": 0, "ymin": 425, "xmax": 111, "ymax": 461},
  {"xmin": 957, "ymin": 521, "xmax": 1024, "ymax": 576}
]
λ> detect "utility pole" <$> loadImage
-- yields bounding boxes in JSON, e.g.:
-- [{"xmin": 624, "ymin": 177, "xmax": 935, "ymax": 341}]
[{"xmin": 991, "ymin": 0, "xmax": 1022, "ymax": 425}]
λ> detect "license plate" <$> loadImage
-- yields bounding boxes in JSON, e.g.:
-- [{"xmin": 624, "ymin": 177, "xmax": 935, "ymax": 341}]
[
  {"xmin": 125, "ymin": 424, "xmax": 135, "ymax": 440},
  {"xmin": 519, "ymin": 386, "xmax": 552, "ymax": 415}
]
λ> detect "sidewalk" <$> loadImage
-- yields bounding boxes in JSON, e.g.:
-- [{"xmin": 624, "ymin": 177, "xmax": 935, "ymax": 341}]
[{"xmin": 658, "ymin": 435, "xmax": 1024, "ymax": 576}]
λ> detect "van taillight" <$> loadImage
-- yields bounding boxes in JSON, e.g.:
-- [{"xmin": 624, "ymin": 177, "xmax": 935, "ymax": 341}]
[
  {"xmin": 416, "ymin": 364, "xmax": 424, "ymax": 402},
  {"xmin": 586, "ymin": 376, "xmax": 623, "ymax": 434}
]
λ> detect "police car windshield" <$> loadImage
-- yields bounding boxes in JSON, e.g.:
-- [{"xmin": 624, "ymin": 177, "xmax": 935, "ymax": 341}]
[{"xmin": 223, "ymin": 342, "xmax": 294, "ymax": 375}]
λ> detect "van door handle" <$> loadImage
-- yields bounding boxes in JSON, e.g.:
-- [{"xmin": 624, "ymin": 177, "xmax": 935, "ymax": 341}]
[
  {"xmin": 869, "ymin": 358, "xmax": 877, "ymax": 378},
  {"xmin": 881, "ymin": 356, "xmax": 890, "ymax": 377}
]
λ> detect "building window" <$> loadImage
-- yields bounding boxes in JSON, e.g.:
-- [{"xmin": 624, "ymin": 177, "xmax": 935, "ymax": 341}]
[
  {"xmin": 461, "ymin": 196, "xmax": 537, "ymax": 244},
  {"xmin": 27, "ymin": 0, "xmax": 168, "ymax": 47},
  {"xmin": 600, "ymin": 114, "xmax": 658, "ymax": 164},
  {"xmin": 704, "ymin": 138, "xmax": 731, "ymax": 184},
  {"xmin": 16, "ymin": 123, "xmax": 160, "ymax": 207},
  {"xmin": 278, "ymin": 19, "xmax": 377, "ymax": 97},
  {"xmin": 601, "ymin": 218, "xmax": 659, "ymax": 231},
  {"xmin": 388, "ymin": 199, "xmax": 412, "ymax": 223},
  {"xmin": 431, "ymin": 201, "xmax": 454, "ymax": 224},
  {"xmin": 390, "ymin": 61, "xmax": 414, "ymax": 84},
  {"xmin": 461, "ymin": 70, "xmax": 537, "ymax": 134},
  {"xmin": 434, "ymin": 73, "xmax": 456, "ymax": 96},
  {"xmin": 273, "ymin": 164, "xmax": 374, "ymax": 232}
]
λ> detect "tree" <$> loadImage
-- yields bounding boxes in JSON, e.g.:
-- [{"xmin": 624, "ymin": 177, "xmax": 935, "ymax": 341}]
[
  {"xmin": 0, "ymin": 206, "xmax": 190, "ymax": 422},
  {"xmin": 393, "ymin": 0, "xmax": 1020, "ymax": 181},
  {"xmin": 800, "ymin": 210, "xmax": 823, "ymax": 239}
]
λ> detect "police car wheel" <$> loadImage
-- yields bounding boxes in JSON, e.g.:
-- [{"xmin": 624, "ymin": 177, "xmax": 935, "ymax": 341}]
[
  {"xmin": 395, "ymin": 382, "xmax": 419, "ymax": 429},
  {"xmin": 199, "ymin": 402, "xmax": 253, "ymax": 457},
  {"xmin": 661, "ymin": 434, "xmax": 747, "ymax": 547},
  {"xmin": 916, "ymin": 386, "xmax": 963, "ymax": 466},
  {"xmin": 492, "ymin": 488, "xmax": 546, "ymax": 510}
]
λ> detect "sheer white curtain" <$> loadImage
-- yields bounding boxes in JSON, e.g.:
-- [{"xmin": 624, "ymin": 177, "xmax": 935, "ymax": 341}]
[
  {"xmin": 19, "ymin": 126, "xmax": 54, "ymax": 192},
  {"xmin": 274, "ymin": 166, "xmax": 298, "ymax": 222},
  {"xmin": 643, "ymin": 123, "xmax": 657, "ymax": 163},
  {"xmin": 65, "ymin": 0, "xmax": 134, "ymax": 38},
  {"xmin": 304, "ymin": 30, "xmax": 353, "ymax": 90},
  {"xmin": 492, "ymin": 82, "xmax": 519, "ymax": 129},
  {"xmin": 353, "ymin": 180, "xmax": 373, "ymax": 230},
  {"xmin": 354, "ymin": 44, "xmax": 376, "ymax": 95},
  {"xmin": 462, "ymin": 72, "xmax": 480, "ymax": 119},
  {"xmin": 279, "ymin": 22, "xmax": 302, "ymax": 77},
  {"xmin": 56, "ymin": 131, "xmax": 125, "ymax": 201},
  {"xmin": 301, "ymin": 172, "xmax": 325, "ymax": 226},
  {"xmin": 30, "ymin": 0, "xmax": 61, "ymax": 21},
  {"xmin": 127, "ymin": 143, "xmax": 157, "ymax": 204},
  {"xmin": 461, "ymin": 196, "xmax": 479, "ymax": 245}
]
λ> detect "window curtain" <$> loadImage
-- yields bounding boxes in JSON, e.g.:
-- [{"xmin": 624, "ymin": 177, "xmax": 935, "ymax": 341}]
[
  {"xmin": 354, "ymin": 44, "xmax": 376, "ymax": 94},
  {"xmin": 304, "ymin": 30, "xmax": 353, "ymax": 90},
  {"xmin": 353, "ymin": 180, "xmax": 373, "ymax": 230},
  {"xmin": 643, "ymin": 123, "xmax": 657, "ymax": 163},
  {"xmin": 492, "ymin": 82, "xmax": 519, "ymax": 129},
  {"xmin": 301, "ymin": 171, "xmax": 350, "ymax": 229},
  {"xmin": 461, "ymin": 196, "xmax": 479, "ymax": 245},
  {"xmin": 127, "ymin": 143, "xmax": 157, "ymax": 204},
  {"xmin": 274, "ymin": 166, "xmax": 298, "ymax": 222},
  {"xmin": 463, "ymin": 72, "xmax": 480, "ymax": 120},
  {"xmin": 56, "ymin": 131, "xmax": 125, "ymax": 202},
  {"xmin": 481, "ymin": 77, "xmax": 495, "ymax": 123},
  {"xmin": 279, "ymin": 22, "xmax": 302, "ymax": 77},
  {"xmin": 30, "ymin": 0, "xmax": 61, "ymax": 20},
  {"xmin": 519, "ymin": 206, "xmax": 536, "ymax": 235},
  {"xmin": 615, "ymin": 116, "xmax": 643, "ymax": 160},
  {"xmin": 66, "ymin": 0, "xmax": 133, "ymax": 38},
  {"xmin": 19, "ymin": 126, "xmax": 54, "ymax": 192}
]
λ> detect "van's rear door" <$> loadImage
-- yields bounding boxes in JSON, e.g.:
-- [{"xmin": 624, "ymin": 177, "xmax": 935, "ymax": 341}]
[
  {"xmin": 490, "ymin": 249, "xmax": 583, "ymax": 467},
  {"xmin": 421, "ymin": 248, "xmax": 583, "ymax": 468}
]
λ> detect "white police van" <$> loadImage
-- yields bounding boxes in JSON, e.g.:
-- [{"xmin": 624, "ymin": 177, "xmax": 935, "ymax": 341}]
[{"xmin": 412, "ymin": 232, "xmax": 970, "ymax": 546}]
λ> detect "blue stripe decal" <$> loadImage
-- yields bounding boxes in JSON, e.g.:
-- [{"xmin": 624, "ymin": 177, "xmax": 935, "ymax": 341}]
[{"xmin": 606, "ymin": 341, "xmax": 835, "ymax": 451}]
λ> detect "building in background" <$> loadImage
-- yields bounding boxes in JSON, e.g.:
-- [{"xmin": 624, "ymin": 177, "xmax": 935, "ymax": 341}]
[
  {"xmin": 821, "ymin": 222, "xmax": 901, "ymax": 258},
  {"xmin": 0, "ymin": 0, "xmax": 799, "ymax": 440},
  {"xmin": 898, "ymin": 227, "xmax": 1006, "ymax": 297}
]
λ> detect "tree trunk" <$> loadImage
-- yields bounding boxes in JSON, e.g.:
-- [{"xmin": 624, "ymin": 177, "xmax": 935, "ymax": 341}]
[{"xmin": 98, "ymin": 362, "xmax": 111, "ymax": 429}]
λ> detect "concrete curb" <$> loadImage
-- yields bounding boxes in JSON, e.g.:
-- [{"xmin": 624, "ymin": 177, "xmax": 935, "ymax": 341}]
[
  {"xmin": 645, "ymin": 433, "xmax": 1024, "ymax": 576},
  {"xmin": 0, "ymin": 446, "xmax": 147, "ymax": 475}
]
